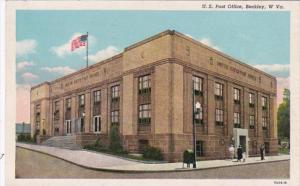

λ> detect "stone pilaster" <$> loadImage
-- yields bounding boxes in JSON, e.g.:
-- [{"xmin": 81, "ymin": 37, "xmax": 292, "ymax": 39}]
[
  {"xmin": 243, "ymin": 88, "xmax": 249, "ymax": 129},
  {"xmin": 59, "ymin": 98, "xmax": 64, "ymax": 135},
  {"xmin": 85, "ymin": 91, "xmax": 91, "ymax": 132},
  {"xmin": 207, "ymin": 75, "xmax": 215, "ymax": 135},
  {"xmin": 227, "ymin": 83, "xmax": 234, "ymax": 137},
  {"xmin": 269, "ymin": 95, "xmax": 277, "ymax": 139}
]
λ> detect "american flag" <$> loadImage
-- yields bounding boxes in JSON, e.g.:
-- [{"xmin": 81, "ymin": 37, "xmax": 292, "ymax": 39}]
[{"xmin": 71, "ymin": 34, "xmax": 88, "ymax": 51}]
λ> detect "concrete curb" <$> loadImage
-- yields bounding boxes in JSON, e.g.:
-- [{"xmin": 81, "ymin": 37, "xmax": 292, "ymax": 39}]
[
  {"xmin": 16, "ymin": 145, "xmax": 290, "ymax": 173},
  {"xmin": 81, "ymin": 149, "xmax": 168, "ymax": 164}
]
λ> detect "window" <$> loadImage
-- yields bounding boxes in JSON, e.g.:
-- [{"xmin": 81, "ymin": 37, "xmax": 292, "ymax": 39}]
[
  {"xmin": 35, "ymin": 104, "xmax": 41, "ymax": 129},
  {"xmin": 65, "ymin": 120, "xmax": 71, "ymax": 134},
  {"xmin": 139, "ymin": 104, "xmax": 151, "ymax": 124},
  {"xmin": 196, "ymin": 141, "xmax": 204, "ymax": 157},
  {"xmin": 234, "ymin": 112, "xmax": 241, "ymax": 128},
  {"xmin": 234, "ymin": 113, "xmax": 240, "ymax": 124},
  {"xmin": 215, "ymin": 109, "xmax": 224, "ymax": 125},
  {"xmin": 195, "ymin": 103, "xmax": 203, "ymax": 124},
  {"xmin": 262, "ymin": 96, "xmax": 267, "ymax": 109},
  {"xmin": 94, "ymin": 90, "xmax": 101, "ymax": 103},
  {"xmin": 66, "ymin": 98, "xmax": 71, "ymax": 110},
  {"xmin": 249, "ymin": 115, "xmax": 255, "ymax": 129},
  {"xmin": 111, "ymin": 85, "xmax": 120, "ymax": 101},
  {"xmin": 234, "ymin": 88, "xmax": 240, "ymax": 102},
  {"xmin": 54, "ymin": 101, "xmax": 60, "ymax": 120},
  {"xmin": 93, "ymin": 90, "xmax": 101, "ymax": 116},
  {"xmin": 79, "ymin": 94, "xmax": 85, "ymax": 106},
  {"xmin": 262, "ymin": 117, "xmax": 267, "ymax": 129},
  {"xmin": 93, "ymin": 116, "xmax": 101, "ymax": 132},
  {"xmin": 139, "ymin": 75, "xmax": 151, "ymax": 90},
  {"xmin": 36, "ymin": 104, "xmax": 41, "ymax": 113},
  {"xmin": 111, "ymin": 110, "xmax": 119, "ymax": 124},
  {"xmin": 193, "ymin": 76, "xmax": 203, "ymax": 95},
  {"xmin": 215, "ymin": 82, "xmax": 223, "ymax": 97},
  {"xmin": 249, "ymin": 93, "xmax": 255, "ymax": 106},
  {"xmin": 54, "ymin": 101, "xmax": 60, "ymax": 111}
]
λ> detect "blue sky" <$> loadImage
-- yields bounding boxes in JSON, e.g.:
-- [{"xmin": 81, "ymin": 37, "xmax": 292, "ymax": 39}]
[
  {"xmin": 16, "ymin": 10, "xmax": 290, "ymax": 84},
  {"xmin": 16, "ymin": 11, "xmax": 290, "ymax": 122}
]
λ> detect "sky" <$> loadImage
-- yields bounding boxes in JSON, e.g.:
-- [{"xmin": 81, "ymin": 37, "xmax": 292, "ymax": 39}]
[{"xmin": 16, "ymin": 10, "xmax": 290, "ymax": 123}]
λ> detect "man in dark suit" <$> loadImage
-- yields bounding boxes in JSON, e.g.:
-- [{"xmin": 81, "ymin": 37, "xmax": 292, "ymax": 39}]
[
  {"xmin": 260, "ymin": 144, "xmax": 265, "ymax": 160},
  {"xmin": 237, "ymin": 145, "xmax": 243, "ymax": 162}
]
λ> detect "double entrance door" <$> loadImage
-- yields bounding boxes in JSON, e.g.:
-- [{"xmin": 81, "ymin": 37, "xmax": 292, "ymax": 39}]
[{"xmin": 65, "ymin": 120, "xmax": 72, "ymax": 135}]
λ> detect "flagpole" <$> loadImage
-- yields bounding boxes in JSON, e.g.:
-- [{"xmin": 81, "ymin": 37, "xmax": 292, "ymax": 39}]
[{"xmin": 86, "ymin": 32, "xmax": 89, "ymax": 68}]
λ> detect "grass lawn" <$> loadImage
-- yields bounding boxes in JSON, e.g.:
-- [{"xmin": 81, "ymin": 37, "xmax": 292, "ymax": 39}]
[{"xmin": 278, "ymin": 147, "xmax": 290, "ymax": 155}]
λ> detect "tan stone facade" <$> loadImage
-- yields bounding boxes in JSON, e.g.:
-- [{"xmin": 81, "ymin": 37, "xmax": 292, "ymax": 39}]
[{"xmin": 30, "ymin": 30, "xmax": 277, "ymax": 162}]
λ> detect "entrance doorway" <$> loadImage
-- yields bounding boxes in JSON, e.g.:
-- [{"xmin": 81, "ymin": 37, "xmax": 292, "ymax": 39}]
[
  {"xmin": 65, "ymin": 120, "xmax": 72, "ymax": 135},
  {"xmin": 239, "ymin": 136, "xmax": 246, "ymax": 153}
]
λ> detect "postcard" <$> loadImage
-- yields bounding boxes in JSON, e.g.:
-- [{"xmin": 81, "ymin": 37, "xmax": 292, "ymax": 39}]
[{"xmin": 1, "ymin": 1, "xmax": 300, "ymax": 186}]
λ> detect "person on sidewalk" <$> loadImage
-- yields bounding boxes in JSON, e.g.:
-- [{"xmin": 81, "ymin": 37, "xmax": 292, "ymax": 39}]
[
  {"xmin": 260, "ymin": 144, "xmax": 265, "ymax": 160},
  {"xmin": 237, "ymin": 145, "xmax": 243, "ymax": 162},
  {"xmin": 242, "ymin": 152, "xmax": 246, "ymax": 162},
  {"xmin": 229, "ymin": 144, "xmax": 235, "ymax": 160}
]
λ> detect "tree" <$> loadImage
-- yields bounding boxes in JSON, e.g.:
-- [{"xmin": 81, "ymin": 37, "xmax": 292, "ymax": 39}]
[
  {"xmin": 109, "ymin": 125, "xmax": 123, "ymax": 153},
  {"xmin": 277, "ymin": 89, "xmax": 290, "ymax": 139}
]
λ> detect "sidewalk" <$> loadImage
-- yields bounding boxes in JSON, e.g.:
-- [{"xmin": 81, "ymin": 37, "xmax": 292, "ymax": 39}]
[{"xmin": 17, "ymin": 143, "xmax": 290, "ymax": 172}]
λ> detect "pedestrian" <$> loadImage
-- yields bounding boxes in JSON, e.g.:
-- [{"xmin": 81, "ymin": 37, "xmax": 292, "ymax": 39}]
[
  {"xmin": 229, "ymin": 144, "xmax": 235, "ymax": 160},
  {"xmin": 237, "ymin": 145, "xmax": 243, "ymax": 162},
  {"xmin": 242, "ymin": 152, "xmax": 246, "ymax": 162},
  {"xmin": 260, "ymin": 144, "xmax": 265, "ymax": 160}
]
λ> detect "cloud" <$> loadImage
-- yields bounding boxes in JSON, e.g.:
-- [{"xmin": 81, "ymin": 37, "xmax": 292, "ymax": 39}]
[
  {"xmin": 16, "ymin": 39, "xmax": 37, "ymax": 56},
  {"xmin": 185, "ymin": 34, "xmax": 221, "ymax": 51},
  {"xmin": 17, "ymin": 61, "xmax": 34, "ymax": 71},
  {"xmin": 21, "ymin": 72, "xmax": 38, "ymax": 82},
  {"xmin": 16, "ymin": 84, "xmax": 31, "ymax": 123},
  {"xmin": 253, "ymin": 64, "xmax": 289, "ymax": 77},
  {"xmin": 42, "ymin": 66, "xmax": 76, "ymax": 75},
  {"xmin": 88, "ymin": 46, "xmax": 120, "ymax": 63},
  {"xmin": 276, "ymin": 76, "xmax": 289, "ymax": 106},
  {"xmin": 51, "ymin": 33, "xmax": 96, "ymax": 58}
]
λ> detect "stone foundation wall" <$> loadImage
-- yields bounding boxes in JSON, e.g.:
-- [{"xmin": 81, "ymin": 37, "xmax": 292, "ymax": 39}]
[
  {"xmin": 122, "ymin": 133, "xmax": 278, "ymax": 162},
  {"xmin": 75, "ymin": 133, "xmax": 109, "ymax": 148}
]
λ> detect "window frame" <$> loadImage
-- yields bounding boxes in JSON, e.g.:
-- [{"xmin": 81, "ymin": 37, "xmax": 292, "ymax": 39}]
[
  {"xmin": 249, "ymin": 115, "xmax": 255, "ymax": 129},
  {"xmin": 193, "ymin": 76, "xmax": 203, "ymax": 95},
  {"xmin": 111, "ymin": 110, "xmax": 119, "ymax": 124},
  {"xmin": 262, "ymin": 96, "xmax": 267, "ymax": 109},
  {"xmin": 249, "ymin": 93, "xmax": 255, "ymax": 106},
  {"xmin": 111, "ymin": 85, "xmax": 120, "ymax": 102},
  {"xmin": 66, "ymin": 98, "xmax": 71, "ymax": 110},
  {"xmin": 262, "ymin": 116, "xmax": 268, "ymax": 130},
  {"xmin": 215, "ymin": 108, "xmax": 224, "ymax": 125},
  {"xmin": 93, "ymin": 115, "xmax": 101, "ymax": 133},
  {"xmin": 194, "ymin": 103, "xmax": 203, "ymax": 124},
  {"xmin": 93, "ymin": 90, "xmax": 101, "ymax": 103},
  {"xmin": 138, "ymin": 104, "xmax": 151, "ymax": 124},
  {"xmin": 79, "ymin": 94, "xmax": 85, "ymax": 107},
  {"xmin": 234, "ymin": 112, "xmax": 241, "ymax": 128},
  {"xmin": 196, "ymin": 140, "xmax": 204, "ymax": 157},
  {"xmin": 233, "ymin": 88, "xmax": 240, "ymax": 103},
  {"xmin": 214, "ymin": 82, "xmax": 223, "ymax": 98},
  {"xmin": 139, "ymin": 75, "xmax": 151, "ymax": 90}
]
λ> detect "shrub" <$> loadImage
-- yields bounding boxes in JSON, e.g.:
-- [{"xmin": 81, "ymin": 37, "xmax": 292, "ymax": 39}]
[
  {"xmin": 142, "ymin": 146, "xmax": 164, "ymax": 161},
  {"xmin": 109, "ymin": 125, "xmax": 123, "ymax": 154},
  {"xmin": 17, "ymin": 134, "xmax": 34, "ymax": 143}
]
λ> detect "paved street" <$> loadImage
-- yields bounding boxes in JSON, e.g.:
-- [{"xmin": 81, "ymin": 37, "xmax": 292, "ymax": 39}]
[
  {"xmin": 16, "ymin": 143, "xmax": 290, "ymax": 171},
  {"xmin": 16, "ymin": 147, "xmax": 289, "ymax": 179}
]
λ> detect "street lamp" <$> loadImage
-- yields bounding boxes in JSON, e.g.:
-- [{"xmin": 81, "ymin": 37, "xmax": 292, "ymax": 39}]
[{"xmin": 192, "ymin": 89, "xmax": 201, "ymax": 168}]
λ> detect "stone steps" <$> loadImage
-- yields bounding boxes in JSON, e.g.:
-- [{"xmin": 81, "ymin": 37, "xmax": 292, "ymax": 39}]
[{"xmin": 42, "ymin": 135, "xmax": 82, "ymax": 150}]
